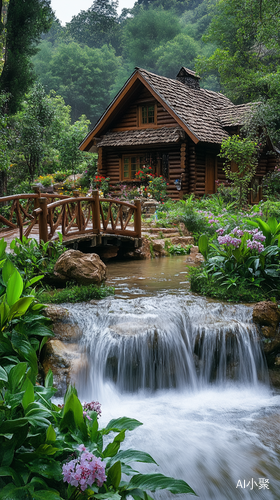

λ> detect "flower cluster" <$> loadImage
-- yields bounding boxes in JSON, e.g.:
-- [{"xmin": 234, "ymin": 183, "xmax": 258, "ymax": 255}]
[
  {"xmin": 217, "ymin": 235, "xmax": 241, "ymax": 247},
  {"xmin": 247, "ymin": 240, "xmax": 264, "ymax": 253},
  {"xmin": 62, "ymin": 445, "xmax": 106, "ymax": 491},
  {"xmin": 83, "ymin": 401, "xmax": 102, "ymax": 417},
  {"xmin": 217, "ymin": 226, "xmax": 266, "ymax": 254}
]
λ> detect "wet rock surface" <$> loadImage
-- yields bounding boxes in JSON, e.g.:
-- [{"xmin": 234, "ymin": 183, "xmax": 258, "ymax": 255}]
[
  {"xmin": 252, "ymin": 301, "xmax": 280, "ymax": 378},
  {"xmin": 54, "ymin": 249, "xmax": 107, "ymax": 284}
]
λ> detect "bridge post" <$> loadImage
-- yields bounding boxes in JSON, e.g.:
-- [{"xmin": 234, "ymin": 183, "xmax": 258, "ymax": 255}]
[
  {"xmin": 92, "ymin": 190, "xmax": 100, "ymax": 234},
  {"xmin": 38, "ymin": 198, "xmax": 48, "ymax": 243},
  {"xmin": 32, "ymin": 186, "xmax": 41, "ymax": 209},
  {"xmin": 134, "ymin": 199, "xmax": 141, "ymax": 238}
]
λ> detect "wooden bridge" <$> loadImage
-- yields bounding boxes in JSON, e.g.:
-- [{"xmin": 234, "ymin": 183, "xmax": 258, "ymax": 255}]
[{"xmin": 0, "ymin": 190, "xmax": 142, "ymax": 251}]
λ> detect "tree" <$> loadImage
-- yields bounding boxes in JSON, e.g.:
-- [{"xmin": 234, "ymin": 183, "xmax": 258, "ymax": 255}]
[
  {"xmin": 154, "ymin": 32, "xmax": 200, "ymax": 78},
  {"xmin": 16, "ymin": 83, "xmax": 54, "ymax": 181},
  {"xmin": 122, "ymin": 8, "xmax": 181, "ymax": 70},
  {"xmin": 32, "ymin": 41, "xmax": 121, "ymax": 124},
  {"xmin": 57, "ymin": 115, "xmax": 91, "ymax": 175},
  {"xmin": 196, "ymin": 0, "xmax": 280, "ymax": 103},
  {"xmin": 67, "ymin": 0, "xmax": 121, "ymax": 52},
  {"xmin": 0, "ymin": 0, "xmax": 54, "ymax": 114},
  {"xmin": 219, "ymin": 135, "xmax": 259, "ymax": 205}
]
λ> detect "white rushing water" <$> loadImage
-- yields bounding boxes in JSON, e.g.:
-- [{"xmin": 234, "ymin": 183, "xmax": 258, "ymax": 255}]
[{"xmin": 64, "ymin": 257, "xmax": 280, "ymax": 499}]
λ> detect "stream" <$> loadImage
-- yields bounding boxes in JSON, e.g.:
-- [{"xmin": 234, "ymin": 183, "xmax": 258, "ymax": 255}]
[{"xmin": 64, "ymin": 256, "xmax": 280, "ymax": 499}]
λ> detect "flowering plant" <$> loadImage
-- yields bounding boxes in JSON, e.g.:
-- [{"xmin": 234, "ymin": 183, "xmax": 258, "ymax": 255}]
[
  {"xmin": 93, "ymin": 175, "xmax": 110, "ymax": 195},
  {"xmin": 135, "ymin": 165, "xmax": 153, "ymax": 182}
]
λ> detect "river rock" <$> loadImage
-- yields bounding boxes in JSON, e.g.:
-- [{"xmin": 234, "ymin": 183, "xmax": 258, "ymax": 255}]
[
  {"xmin": 41, "ymin": 339, "xmax": 86, "ymax": 396},
  {"xmin": 152, "ymin": 239, "xmax": 166, "ymax": 253},
  {"xmin": 124, "ymin": 238, "xmax": 151, "ymax": 259},
  {"xmin": 169, "ymin": 236, "xmax": 194, "ymax": 246},
  {"xmin": 43, "ymin": 304, "xmax": 69, "ymax": 322},
  {"xmin": 252, "ymin": 301, "xmax": 280, "ymax": 329},
  {"xmin": 54, "ymin": 249, "xmax": 107, "ymax": 284}
]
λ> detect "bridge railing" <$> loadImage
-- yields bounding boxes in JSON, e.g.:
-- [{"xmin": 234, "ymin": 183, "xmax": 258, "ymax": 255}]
[
  {"xmin": 0, "ymin": 191, "xmax": 69, "ymax": 240},
  {"xmin": 33, "ymin": 190, "xmax": 141, "ymax": 242}
]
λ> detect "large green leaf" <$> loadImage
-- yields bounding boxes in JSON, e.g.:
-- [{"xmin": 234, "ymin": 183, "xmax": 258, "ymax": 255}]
[
  {"xmin": 2, "ymin": 260, "xmax": 17, "ymax": 286},
  {"xmin": 8, "ymin": 362, "xmax": 27, "ymax": 393},
  {"xmin": 110, "ymin": 449, "xmax": 158, "ymax": 466},
  {"xmin": 128, "ymin": 473, "xmax": 197, "ymax": 495},
  {"xmin": 22, "ymin": 377, "xmax": 35, "ymax": 410},
  {"xmin": 103, "ymin": 441, "xmax": 120, "ymax": 458},
  {"xmin": 9, "ymin": 297, "xmax": 34, "ymax": 319},
  {"xmin": 0, "ymin": 483, "xmax": 31, "ymax": 500},
  {"xmin": 31, "ymin": 491, "xmax": 62, "ymax": 500},
  {"xmin": 28, "ymin": 460, "xmax": 63, "ymax": 481},
  {"xmin": 94, "ymin": 494, "xmax": 121, "ymax": 500},
  {"xmin": 60, "ymin": 392, "xmax": 84, "ymax": 433},
  {"xmin": 0, "ymin": 366, "xmax": 8, "ymax": 382},
  {"xmin": 105, "ymin": 417, "xmax": 143, "ymax": 432},
  {"xmin": 0, "ymin": 466, "xmax": 22, "ymax": 486},
  {"xmin": 6, "ymin": 269, "xmax": 23, "ymax": 307},
  {"xmin": 0, "ymin": 238, "xmax": 7, "ymax": 259},
  {"xmin": 198, "ymin": 234, "xmax": 209, "ymax": 260},
  {"xmin": 107, "ymin": 460, "xmax": 121, "ymax": 488},
  {"xmin": 0, "ymin": 418, "xmax": 29, "ymax": 434},
  {"xmin": 268, "ymin": 217, "xmax": 278, "ymax": 233}
]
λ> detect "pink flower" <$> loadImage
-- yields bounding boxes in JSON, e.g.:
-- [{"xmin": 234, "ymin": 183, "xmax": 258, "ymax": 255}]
[{"xmin": 63, "ymin": 446, "xmax": 107, "ymax": 492}]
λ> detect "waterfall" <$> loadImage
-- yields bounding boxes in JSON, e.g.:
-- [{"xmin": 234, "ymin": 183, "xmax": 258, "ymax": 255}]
[
  {"xmin": 56, "ymin": 257, "xmax": 280, "ymax": 500},
  {"xmin": 67, "ymin": 294, "xmax": 268, "ymax": 400}
]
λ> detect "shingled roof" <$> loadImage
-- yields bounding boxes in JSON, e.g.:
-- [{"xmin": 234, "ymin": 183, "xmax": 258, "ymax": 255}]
[
  {"xmin": 80, "ymin": 67, "xmax": 257, "ymax": 150},
  {"xmin": 98, "ymin": 127, "xmax": 185, "ymax": 147},
  {"xmin": 137, "ymin": 68, "xmax": 233, "ymax": 143}
]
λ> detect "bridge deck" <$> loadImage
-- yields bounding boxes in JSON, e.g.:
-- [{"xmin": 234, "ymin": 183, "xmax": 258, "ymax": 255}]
[{"xmin": 1, "ymin": 222, "xmax": 139, "ymax": 252}]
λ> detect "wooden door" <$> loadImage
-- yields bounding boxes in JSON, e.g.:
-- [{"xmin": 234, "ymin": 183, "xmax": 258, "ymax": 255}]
[{"xmin": 205, "ymin": 155, "xmax": 216, "ymax": 194}]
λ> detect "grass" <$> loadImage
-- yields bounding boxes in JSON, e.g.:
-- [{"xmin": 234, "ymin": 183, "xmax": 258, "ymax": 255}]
[
  {"xmin": 37, "ymin": 283, "xmax": 115, "ymax": 304},
  {"xmin": 188, "ymin": 267, "xmax": 273, "ymax": 303}
]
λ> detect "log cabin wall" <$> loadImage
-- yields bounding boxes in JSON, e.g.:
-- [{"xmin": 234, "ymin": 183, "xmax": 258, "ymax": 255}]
[
  {"xmin": 101, "ymin": 144, "xmax": 183, "ymax": 198},
  {"xmin": 111, "ymin": 85, "xmax": 178, "ymax": 132}
]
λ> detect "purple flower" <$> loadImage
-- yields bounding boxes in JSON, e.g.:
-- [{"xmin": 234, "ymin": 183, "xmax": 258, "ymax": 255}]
[
  {"xmin": 216, "ymin": 228, "xmax": 224, "ymax": 236},
  {"xmin": 63, "ymin": 446, "xmax": 107, "ymax": 492},
  {"xmin": 253, "ymin": 231, "xmax": 266, "ymax": 242},
  {"xmin": 83, "ymin": 401, "xmax": 102, "ymax": 417},
  {"xmin": 247, "ymin": 240, "xmax": 264, "ymax": 253},
  {"xmin": 218, "ymin": 235, "xmax": 241, "ymax": 248}
]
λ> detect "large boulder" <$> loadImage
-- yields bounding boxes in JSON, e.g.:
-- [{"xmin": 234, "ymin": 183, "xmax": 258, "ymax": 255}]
[
  {"xmin": 54, "ymin": 249, "xmax": 107, "ymax": 285},
  {"xmin": 252, "ymin": 301, "xmax": 280, "ymax": 329}
]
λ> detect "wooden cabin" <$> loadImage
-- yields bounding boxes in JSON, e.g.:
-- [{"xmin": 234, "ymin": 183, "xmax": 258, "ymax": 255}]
[{"xmin": 79, "ymin": 67, "xmax": 278, "ymax": 200}]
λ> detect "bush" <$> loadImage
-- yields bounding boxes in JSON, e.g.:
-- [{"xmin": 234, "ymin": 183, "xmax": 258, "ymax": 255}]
[{"xmin": 9, "ymin": 235, "xmax": 65, "ymax": 282}]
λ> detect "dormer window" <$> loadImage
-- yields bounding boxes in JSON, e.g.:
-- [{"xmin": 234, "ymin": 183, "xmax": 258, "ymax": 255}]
[{"xmin": 138, "ymin": 103, "xmax": 157, "ymax": 126}]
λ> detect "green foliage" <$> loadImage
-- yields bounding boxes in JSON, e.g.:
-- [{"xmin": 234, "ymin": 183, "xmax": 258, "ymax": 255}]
[
  {"xmin": 164, "ymin": 241, "xmax": 191, "ymax": 255},
  {"xmin": 0, "ymin": 0, "xmax": 54, "ymax": 114},
  {"xmin": 37, "ymin": 283, "xmax": 115, "ymax": 304},
  {"xmin": 190, "ymin": 224, "xmax": 280, "ymax": 301},
  {"xmin": 198, "ymin": 234, "xmax": 209, "ymax": 259},
  {"xmin": 154, "ymin": 32, "xmax": 200, "ymax": 78},
  {"xmin": 262, "ymin": 165, "xmax": 280, "ymax": 200},
  {"xmin": 9, "ymin": 235, "xmax": 65, "ymax": 282},
  {"xmin": 122, "ymin": 8, "xmax": 181, "ymax": 69},
  {"xmin": 219, "ymin": 135, "xmax": 259, "ymax": 205},
  {"xmin": 66, "ymin": 0, "xmax": 121, "ymax": 52},
  {"xmin": 32, "ymin": 41, "xmax": 121, "ymax": 124}
]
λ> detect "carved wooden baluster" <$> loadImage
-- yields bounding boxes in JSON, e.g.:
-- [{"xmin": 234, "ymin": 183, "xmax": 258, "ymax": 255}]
[
  {"xmin": 134, "ymin": 199, "xmax": 141, "ymax": 238},
  {"xmin": 92, "ymin": 190, "xmax": 100, "ymax": 234},
  {"xmin": 15, "ymin": 199, "xmax": 23, "ymax": 240},
  {"xmin": 38, "ymin": 198, "xmax": 48, "ymax": 243}
]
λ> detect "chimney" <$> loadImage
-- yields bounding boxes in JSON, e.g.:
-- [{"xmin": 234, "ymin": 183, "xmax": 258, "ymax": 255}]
[{"xmin": 176, "ymin": 67, "xmax": 200, "ymax": 90}]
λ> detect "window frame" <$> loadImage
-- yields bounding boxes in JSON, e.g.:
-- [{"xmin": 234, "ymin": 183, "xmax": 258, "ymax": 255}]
[
  {"xmin": 138, "ymin": 103, "xmax": 157, "ymax": 128},
  {"xmin": 122, "ymin": 155, "xmax": 146, "ymax": 181}
]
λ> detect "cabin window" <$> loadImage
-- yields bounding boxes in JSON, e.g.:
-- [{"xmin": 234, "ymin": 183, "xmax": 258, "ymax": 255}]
[
  {"xmin": 123, "ymin": 155, "xmax": 145, "ymax": 180},
  {"xmin": 138, "ymin": 104, "xmax": 157, "ymax": 126}
]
